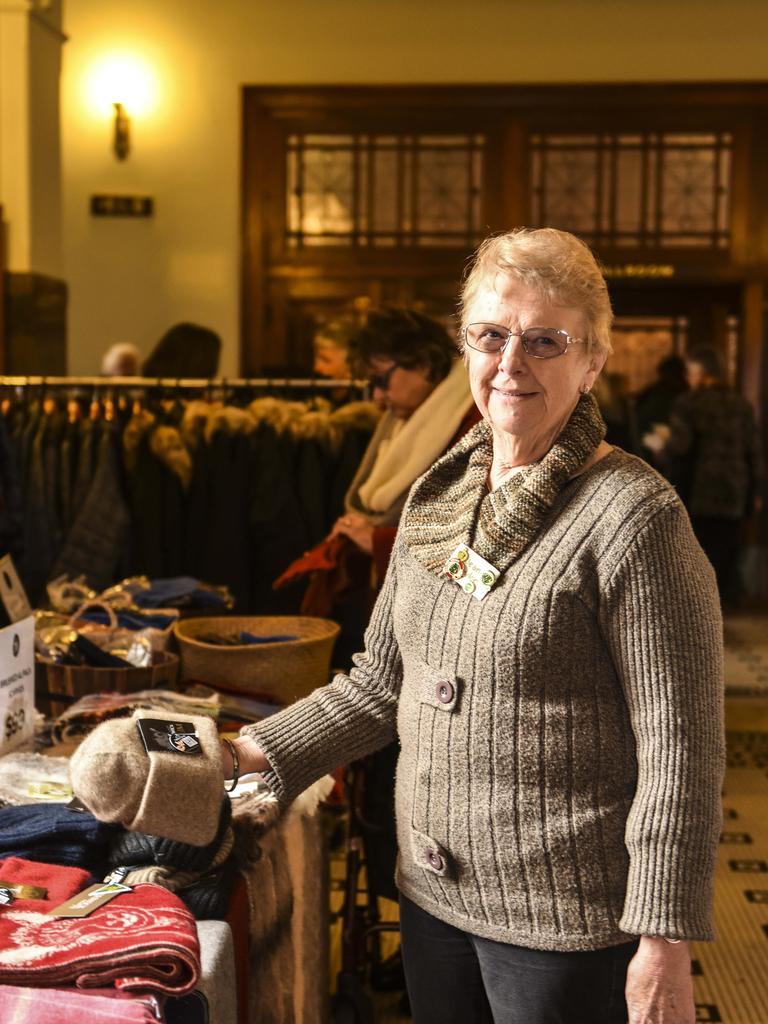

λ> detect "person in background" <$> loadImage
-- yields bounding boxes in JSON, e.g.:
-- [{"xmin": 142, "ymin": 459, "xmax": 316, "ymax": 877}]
[
  {"xmin": 226, "ymin": 228, "xmax": 724, "ymax": 1024},
  {"xmin": 142, "ymin": 323, "xmax": 221, "ymax": 379},
  {"xmin": 331, "ymin": 307, "xmax": 479, "ymax": 583},
  {"xmin": 635, "ymin": 355, "xmax": 688, "ymax": 470},
  {"xmin": 313, "ymin": 317, "xmax": 356, "ymax": 381},
  {"xmin": 100, "ymin": 343, "xmax": 140, "ymax": 377},
  {"xmin": 663, "ymin": 345, "xmax": 762, "ymax": 603},
  {"xmin": 591, "ymin": 371, "xmax": 637, "ymax": 451}
]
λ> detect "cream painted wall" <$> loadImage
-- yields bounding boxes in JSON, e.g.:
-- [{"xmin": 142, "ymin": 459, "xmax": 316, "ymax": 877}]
[
  {"xmin": 62, "ymin": 0, "xmax": 768, "ymax": 374},
  {"xmin": 0, "ymin": 0, "xmax": 63, "ymax": 276}
]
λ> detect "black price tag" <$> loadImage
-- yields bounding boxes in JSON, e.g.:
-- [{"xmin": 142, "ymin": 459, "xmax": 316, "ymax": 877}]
[{"xmin": 136, "ymin": 719, "xmax": 203, "ymax": 756}]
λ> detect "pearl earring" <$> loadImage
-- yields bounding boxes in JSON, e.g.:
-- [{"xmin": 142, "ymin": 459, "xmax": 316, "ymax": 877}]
[{"xmin": 580, "ymin": 384, "xmax": 591, "ymax": 395}]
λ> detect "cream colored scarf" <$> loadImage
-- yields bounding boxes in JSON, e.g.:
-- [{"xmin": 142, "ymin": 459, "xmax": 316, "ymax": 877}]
[{"xmin": 348, "ymin": 360, "xmax": 475, "ymax": 522}]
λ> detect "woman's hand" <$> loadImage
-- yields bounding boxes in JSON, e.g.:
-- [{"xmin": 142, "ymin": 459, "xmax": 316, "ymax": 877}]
[
  {"xmin": 625, "ymin": 937, "xmax": 695, "ymax": 1023},
  {"xmin": 330, "ymin": 512, "xmax": 375, "ymax": 555},
  {"xmin": 221, "ymin": 734, "xmax": 271, "ymax": 779}
]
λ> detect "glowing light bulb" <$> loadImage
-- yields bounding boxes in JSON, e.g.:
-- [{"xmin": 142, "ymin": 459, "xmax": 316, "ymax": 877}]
[{"xmin": 84, "ymin": 53, "xmax": 159, "ymax": 119}]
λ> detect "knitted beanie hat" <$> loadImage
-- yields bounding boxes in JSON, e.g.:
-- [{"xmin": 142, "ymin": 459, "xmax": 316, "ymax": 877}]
[{"xmin": 69, "ymin": 710, "xmax": 224, "ymax": 847}]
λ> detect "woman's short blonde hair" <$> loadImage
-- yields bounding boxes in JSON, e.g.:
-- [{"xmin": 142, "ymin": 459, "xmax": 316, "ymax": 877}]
[{"xmin": 459, "ymin": 227, "xmax": 614, "ymax": 357}]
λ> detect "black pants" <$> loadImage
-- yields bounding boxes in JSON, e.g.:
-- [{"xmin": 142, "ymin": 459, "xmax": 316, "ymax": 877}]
[
  {"xmin": 399, "ymin": 895, "xmax": 638, "ymax": 1024},
  {"xmin": 691, "ymin": 515, "xmax": 742, "ymax": 603}
]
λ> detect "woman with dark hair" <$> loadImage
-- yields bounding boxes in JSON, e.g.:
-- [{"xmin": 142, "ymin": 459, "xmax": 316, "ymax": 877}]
[
  {"xmin": 142, "ymin": 323, "xmax": 221, "ymax": 379},
  {"xmin": 331, "ymin": 307, "xmax": 480, "ymax": 580}
]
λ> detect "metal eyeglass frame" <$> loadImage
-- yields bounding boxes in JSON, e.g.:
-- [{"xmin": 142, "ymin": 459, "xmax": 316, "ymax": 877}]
[
  {"xmin": 461, "ymin": 323, "xmax": 586, "ymax": 359},
  {"xmin": 367, "ymin": 364, "xmax": 400, "ymax": 391}
]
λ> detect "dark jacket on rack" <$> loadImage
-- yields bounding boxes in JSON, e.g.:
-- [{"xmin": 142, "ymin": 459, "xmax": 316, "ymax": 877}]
[
  {"xmin": 127, "ymin": 424, "xmax": 188, "ymax": 580},
  {"xmin": 247, "ymin": 422, "xmax": 312, "ymax": 615},
  {"xmin": 0, "ymin": 416, "xmax": 24, "ymax": 565},
  {"xmin": 49, "ymin": 421, "xmax": 132, "ymax": 592},
  {"xmin": 71, "ymin": 417, "xmax": 99, "ymax": 520},
  {"xmin": 22, "ymin": 413, "xmax": 63, "ymax": 602}
]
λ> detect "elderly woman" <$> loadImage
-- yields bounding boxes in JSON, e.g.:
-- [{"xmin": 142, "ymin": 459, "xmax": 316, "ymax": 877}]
[{"xmin": 225, "ymin": 229, "xmax": 724, "ymax": 1024}]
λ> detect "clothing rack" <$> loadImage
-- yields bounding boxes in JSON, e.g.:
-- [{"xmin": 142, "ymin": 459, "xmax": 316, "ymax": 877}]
[{"xmin": 0, "ymin": 375, "xmax": 369, "ymax": 390}]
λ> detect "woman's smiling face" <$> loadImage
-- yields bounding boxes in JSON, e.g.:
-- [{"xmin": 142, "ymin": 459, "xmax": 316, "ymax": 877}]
[{"xmin": 464, "ymin": 277, "xmax": 605, "ymax": 448}]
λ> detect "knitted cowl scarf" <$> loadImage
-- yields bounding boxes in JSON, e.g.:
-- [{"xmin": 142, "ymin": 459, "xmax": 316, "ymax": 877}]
[{"xmin": 402, "ymin": 391, "xmax": 607, "ymax": 577}]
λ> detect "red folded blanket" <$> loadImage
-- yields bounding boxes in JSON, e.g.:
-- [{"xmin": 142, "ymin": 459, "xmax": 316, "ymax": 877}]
[
  {"xmin": 0, "ymin": 985, "xmax": 161, "ymax": 1024},
  {"xmin": 0, "ymin": 857, "xmax": 199, "ymax": 996}
]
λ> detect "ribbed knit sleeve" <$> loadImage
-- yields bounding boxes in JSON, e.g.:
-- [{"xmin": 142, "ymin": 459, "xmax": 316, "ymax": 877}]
[
  {"xmin": 241, "ymin": 548, "xmax": 403, "ymax": 807},
  {"xmin": 600, "ymin": 501, "xmax": 725, "ymax": 941}
]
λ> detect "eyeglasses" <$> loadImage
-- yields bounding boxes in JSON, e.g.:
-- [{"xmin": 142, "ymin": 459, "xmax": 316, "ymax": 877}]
[
  {"xmin": 368, "ymin": 364, "xmax": 399, "ymax": 391},
  {"xmin": 462, "ymin": 323, "xmax": 586, "ymax": 359}
]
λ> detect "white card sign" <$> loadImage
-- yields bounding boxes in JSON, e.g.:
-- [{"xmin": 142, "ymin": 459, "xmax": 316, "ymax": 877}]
[{"xmin": 0, "ymin": 615, "xmax": 35, "ymax": 755}]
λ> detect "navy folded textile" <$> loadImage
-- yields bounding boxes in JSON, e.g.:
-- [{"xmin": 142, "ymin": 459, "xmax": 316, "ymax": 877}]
[
  {"xmin": 78, "ymin": 609, "xmax": 176, "ymax": 631},
  {"xmin": 0, "ymin": 803, "xmax": 118, "ymax": 875},
  {"xmin": 194, "ymin": 631, "xmax": 298, "ymax": 646},
  {"xmin": 239, "ymin": 631, "xmax": 298, "ymax": 645},
  {"xmin": 131, "ymin": 577, "xmax": 228, "ymax": 610}
]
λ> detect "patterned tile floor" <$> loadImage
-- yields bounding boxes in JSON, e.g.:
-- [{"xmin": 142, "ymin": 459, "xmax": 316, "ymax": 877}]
[
  {"xmin": 699, "ymin": 614, "xmax": 768, "ymax": 1024},
  {"xmin": 330, "ymin": 614, "xmax": 768, "ymax": 1023}
]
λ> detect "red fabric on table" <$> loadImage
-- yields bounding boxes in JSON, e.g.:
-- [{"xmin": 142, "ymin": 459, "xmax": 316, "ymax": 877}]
[
  {"xmin": 0, "ymin": 855, "xmax": 92, "ymax": 905},
  {"xmin": 272, "ymin": 534, "xmax": 347, "ymax": 588},
  {"xmin": 371, "ymin": 526, "xmax": 398, "ymax": 585},
  {"xmin": 273, "ymin": 534, "xmax": 370, "ymax": 617},
  {"xmin": 0, "ymin": 857, "xmax": 199, "ymax": 996},
  {"xmin": 225, "ymin": 871, "xmax": 250, "ymax": 1024},
  {"xmin": 0, "ymin": 985, "xmax": 161, "ymax": 1024}
]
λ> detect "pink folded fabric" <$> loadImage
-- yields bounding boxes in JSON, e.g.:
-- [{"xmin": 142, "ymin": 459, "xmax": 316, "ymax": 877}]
[
  {"xmin": 0, "ymin": 985, "xmax": 161, "ymax": 1024},
  {"xmin": 0, "ymin": 857, "xmax": 199, "ymax": 996}
]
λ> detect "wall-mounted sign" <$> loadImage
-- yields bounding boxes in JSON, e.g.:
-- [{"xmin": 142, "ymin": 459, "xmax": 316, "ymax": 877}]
[
  {"xmin": 603, "ymin": 264, "xmax": 676, "ymax": 279},
  {"xmin": 90, "ymin": 195, "xmax": 154, "ymax": 218}
]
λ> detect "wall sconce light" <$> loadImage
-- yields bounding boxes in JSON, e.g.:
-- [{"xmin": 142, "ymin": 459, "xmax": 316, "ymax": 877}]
[
  {"xmin": 113, "ymin": 102, "xmax": 130, "ymax": 160},
  {"xmin": 84, "ymin": 53, "xmax": 159, "ymax": 161}
]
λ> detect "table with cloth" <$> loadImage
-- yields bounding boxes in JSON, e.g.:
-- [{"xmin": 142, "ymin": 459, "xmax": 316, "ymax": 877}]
[{"xmin": 0, "ymin": 741, "xmax": 332, "ymax": 1024}]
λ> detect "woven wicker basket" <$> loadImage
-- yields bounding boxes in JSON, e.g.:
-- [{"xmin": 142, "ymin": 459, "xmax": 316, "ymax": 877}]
[
  {"xmin": 173, "ymin": 616, "xmax": 340, "ymax": 704},
  {"xmin": 36, "ymin": 650, "xmax": 180, "ymax": 718}
]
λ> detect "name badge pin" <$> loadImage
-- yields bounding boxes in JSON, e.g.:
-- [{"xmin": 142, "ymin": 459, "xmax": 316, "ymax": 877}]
[{"xmin": 442, "ymin": 545, "xmax": 500, "ymax": 601}]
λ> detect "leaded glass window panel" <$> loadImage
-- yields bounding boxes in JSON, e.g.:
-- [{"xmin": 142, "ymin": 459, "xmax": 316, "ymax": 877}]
[
  {"xmin": 530, "ymin": 132, "xmax": 732, "ymax": 249},
  {"xmin": 533, "ymin": 142, "xmax": 598, "ymax": 234},
  {"xmin": 286, "ymin": 133, "xmax": 485, "ymax": 247}
]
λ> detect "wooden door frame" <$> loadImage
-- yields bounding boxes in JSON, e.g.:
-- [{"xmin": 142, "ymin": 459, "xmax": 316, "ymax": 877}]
[{"xmin": 241, "ymin": 82, "xmax": 768, "ymax": 374}]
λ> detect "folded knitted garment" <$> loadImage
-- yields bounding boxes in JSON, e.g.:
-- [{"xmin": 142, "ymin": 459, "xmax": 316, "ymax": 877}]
[
  {"xmin": 0, "ymin": 857, "xmax": 199, "ymax": 996},
  {"xmin": 108, "ymin": 791, "xmax": 232, "ymax": 873},
  {"xmin": 122, "ymin": 826, "xmax": 234, "ymax": 889},
  {"xmin": 70, "ymin": 709, "xmax": 224, "ymax": 846},
  {"xmin": 122, "ymin": 826, "xmax": 238, "ymax": 921},
  {"xmin": 0, "ymin": 986, "xmax": 161, "ymax": 1024},
  {"xmin": 178, "ymin": 855, "xmax": 239, "ymax": 921},
  {"xmin": 50, "ymin": 689, "xmax": 222, "ymax": 745},
  {"xmin": 0, "ymin": 802, "xmax": 117, "ymax": 874}
]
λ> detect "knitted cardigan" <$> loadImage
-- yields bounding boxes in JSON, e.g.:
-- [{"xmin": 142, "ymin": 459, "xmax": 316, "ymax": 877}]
[{"xmin": 245, "ymin": 396, "xmax": 725, "ymax": 951}]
